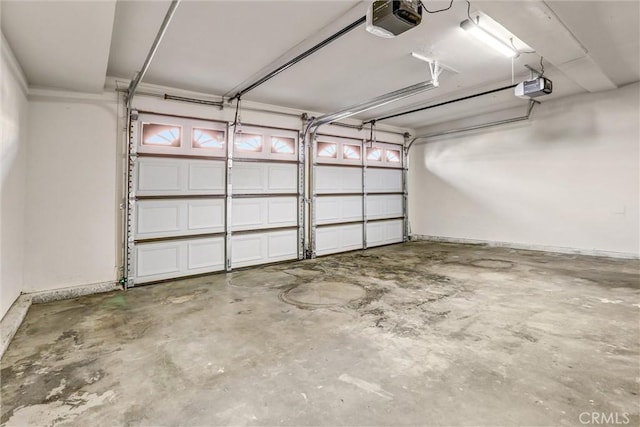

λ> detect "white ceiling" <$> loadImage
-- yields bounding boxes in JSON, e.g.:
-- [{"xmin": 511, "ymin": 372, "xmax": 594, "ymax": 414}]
[
  {"xmin": 1, "ymin": 0, "xmax": 638, "ymax": 129},
  {"xmin": 1, "ymin": 0, "xmax": 116, "ymax": 93}
]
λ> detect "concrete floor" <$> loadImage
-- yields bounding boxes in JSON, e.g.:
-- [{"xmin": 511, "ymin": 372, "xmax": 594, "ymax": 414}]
[{"xmin": 1, "ymin": 242, "xmax": 639, "ymax": 426}]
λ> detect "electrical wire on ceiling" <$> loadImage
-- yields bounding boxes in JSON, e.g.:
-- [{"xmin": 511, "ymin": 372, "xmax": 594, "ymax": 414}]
[
  {"xmin": 465, "ymin": 0, "xmax": 475, "ymax": 23},
  {"xmin": 510, "ymin": 38, "xmax": 536, "ymax": 54},
  {"xmin": 419, "ymin": 0, "xmax": 454, "ymax": 14}
]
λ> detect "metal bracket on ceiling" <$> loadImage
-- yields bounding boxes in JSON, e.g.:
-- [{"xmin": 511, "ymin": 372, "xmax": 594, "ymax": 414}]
[
  {"xmin": 524, "ymin": 64, "xmax": 543, "ymax": 79},
  {"xmin": 411, "ymin": 53, "xmax": 460, "ymax": 87},
  {"xmin": 403, "ymin": 132, "xmax": 412, "ymax": 148},
  {"xmin": 428, "ymin": 61, "xmax": 443, "ymax": 87}
]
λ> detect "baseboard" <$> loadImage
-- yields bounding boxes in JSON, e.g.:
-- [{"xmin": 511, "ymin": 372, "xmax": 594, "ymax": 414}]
[
  {"xmin": 1, "ymin": 295, "xmax": 33, "ymax": 359},
  {"xmin": 29, "ymin": 281, "xmax": 122, "ymax": 304},
  {"xmin": 411, "ymin": 235, "xmax": 640, "ymax": 260},
  {"xmin": 1, "ymin": 281, "xmax": 122, "ymax": 359}
]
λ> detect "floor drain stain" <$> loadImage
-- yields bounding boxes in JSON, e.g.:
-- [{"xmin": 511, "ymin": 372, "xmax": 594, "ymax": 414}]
[
  {"xmin": 470, "ymin": 259, "xmax": 515, "ymax": 269},
  {"xmin": 280, "ymin": 282, "xmax": 366, "ymax": 309}
]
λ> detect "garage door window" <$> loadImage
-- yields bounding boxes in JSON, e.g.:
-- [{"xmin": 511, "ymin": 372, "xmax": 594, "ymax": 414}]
[
  {"xmin": 343, "ymin": 144, "xmax": 361, "ymax": 160},
  {"xmin": 235, "ymin": 133, "xmax": 263, "ymax": 152},
  {"xmin": 271, "ymin": 136, "xmax": 295, "ymax": 154},
  {"xmin": 366, "ymin": 147, "xmax": 382, "ymax": 161},
  {"xmin": 318, "ymin": 142, "xmax": 337, "ymax": 158},
  {"xmin": 192, "ymin": 128, "xmax": 225, "ymax": 150},
  {"xmin": 142, "ymin": 123, "xmax": 181, "ymax": 147},
  {"xmin": 386, "ymin": 149, "xmax": 400, "ymax": 163}
]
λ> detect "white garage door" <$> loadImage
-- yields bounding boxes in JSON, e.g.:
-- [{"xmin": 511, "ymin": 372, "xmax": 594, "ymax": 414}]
[
  {"xmin": 127, "ymin": 113, "xmax": 302, "ymax": 285},
  {"xmin": 229, "ymin": 125, "xmax": 301, "ymax": 269},
  {"xmin": 311, "ymin": 135, "xmax": 406, "ymax": 257}
]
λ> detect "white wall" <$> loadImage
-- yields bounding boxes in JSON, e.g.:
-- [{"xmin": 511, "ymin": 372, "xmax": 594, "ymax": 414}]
[
  {"xmin": 409, "ymin": 83, "xmax": 640, "ymax": 257},
  {"xmin": 24, "ymin": 94, "xmax": 119, "ymax": 292},
  {"xmin": 1, "ymin": 35, "xmax": 29, "ymax": 319}
]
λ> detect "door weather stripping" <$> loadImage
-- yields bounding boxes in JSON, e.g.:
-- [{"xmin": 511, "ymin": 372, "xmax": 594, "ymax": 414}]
[
  {"xmin": 407, "ymin": 99, "xmax": 539, "ymax": 150},
  {"xmin": 229, "ymin": 16, "xmax": 366, "ymax": 101},
  {"xmin": 367, "ymin": 83, "xmax": 517, "ymax": 124},
  {"xmin": 126, "ymin": 0, "xmax": 181, "ymax": 108}
]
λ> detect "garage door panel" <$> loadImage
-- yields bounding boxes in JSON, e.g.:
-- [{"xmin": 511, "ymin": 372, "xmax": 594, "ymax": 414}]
[
  {"xmin": 232, "ymin": 162, "xmax": 297, "ymax": 194},
  {"xmin": 134, "ymin": 113, "xmax": 228, "ymax": 158},
  {"xmin": 366, "ymin": 168, "xmax": 402, "ymax": 193},
  {"xmin": 366, "ymin": 220, "xmax": 403, "ymax": 247},
  {"xmin": 267, "ymin": 232, "xmax": 298, "ymax": 258},
  {"xmin": 316, "ymin": 196, "xmax": 363, "ymax": 224},
  {"xmin": 188, "ymin": 163, "xmax": 226, "ymax": 191},
  {"xmin": 268, "ymin": 165, "xmax": 298, "ymax": 191},
  {"xmin": 135, "ymin": 199, "xmax": 224, "ymax": 239},
  {"xmin": 231, "ymin": 197, "xmax": 297, "ymax": 231},
  {"xmin": 136, "ymin": 243, "xmax": 181, "ymax": 278},
  {"xmin": 137, "ymin": 160, "xmax": 182, "ymax": 193},
  {"xmin": 187, "ymin": 200, "xmax": 225, "ymax": 232},
  {"xmin": 232, "ymin": 199, "xmax": 263, "ymax": 229},
  {"xmin": 232, "ymin": 230, "xmax": 297, "ymax": 268},
  {"xmin": 136, "ymin": 157, "xmax": 225, "ymax": 196},
  {"xmin": 316, "ymin": 224, "xmax": 363, "ymax": 256},
  {"xmin": 136, "ymin": 203, "xmax": 181, "ymax": 236},
  {"xmin": 134, "ymin": 237, "xmax": 225, "ymax": 283},
  {"xmin": 316, "ymin": 198, "xmax": 340, "ymax": 224},
  {"xmin": 232, "ymin": 164, "xmax": 263, "ymax": 192},
  {"xmin": 188, "ymin": 239, "xmax": 225, "ymax": 270},
  {"xmin": 316, "ymin": 166, "xmax": 362, "ymax": 193},
  {"xmin": 267, "ymin": 198, "xmax": 298, "ymax": 225},
  {"xmin": 232, "ymin": 234, "xmax": 263, "ymax": 265},
  {"xmin": 366, "ymin": 194, "xmax": 403, "ymax": 220}
]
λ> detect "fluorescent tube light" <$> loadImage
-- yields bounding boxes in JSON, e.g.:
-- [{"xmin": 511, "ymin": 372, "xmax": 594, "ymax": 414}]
[{"xmin": 460, "ymin": 19, "xmax": 519, "ymax": 58}]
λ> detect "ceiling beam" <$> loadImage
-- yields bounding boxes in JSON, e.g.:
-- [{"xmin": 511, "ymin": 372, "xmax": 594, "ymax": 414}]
[{"xmin": 478, "ymin": 1, "xmax": 616, "ymax": 93}]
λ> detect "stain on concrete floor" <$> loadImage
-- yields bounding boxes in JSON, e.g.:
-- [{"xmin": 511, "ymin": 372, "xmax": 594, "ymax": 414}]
[{"xmin": 1, "ymin": 241, "xmax": 639, "ymax": 426}]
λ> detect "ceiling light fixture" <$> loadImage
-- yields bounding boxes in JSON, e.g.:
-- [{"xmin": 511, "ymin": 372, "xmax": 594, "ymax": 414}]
[{"xmin": 460, "ymin": 19, "xmax": 519, "ymax": 58}]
